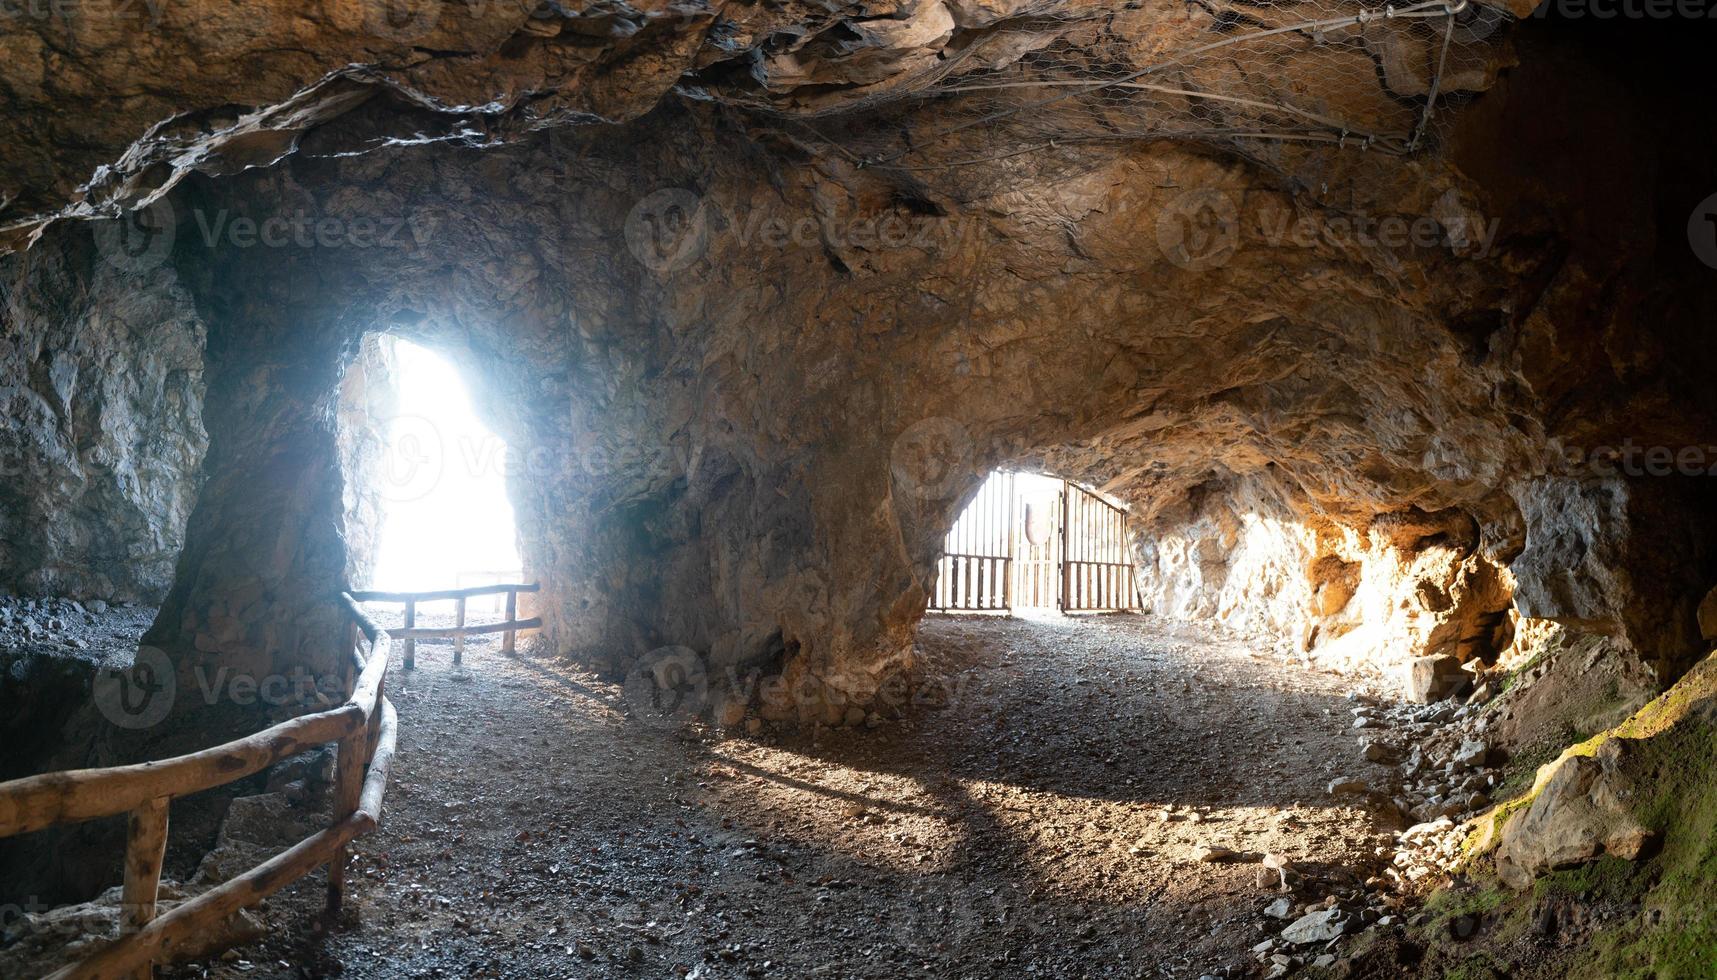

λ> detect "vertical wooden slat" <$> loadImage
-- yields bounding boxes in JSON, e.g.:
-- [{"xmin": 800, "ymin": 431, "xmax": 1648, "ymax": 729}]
[
  {"xmin": 402, "ymin": 599, "xmax": 416, "ymax": 670},
  {"xmin": 327, "ymin": 725, "xmax": 367, "ymax": 911},
  {"xmin": 502, "ymin": 589, "xmax": 518, "ymax": 656},
  {"xmin": 1050, "ymin": 483, "xmax": 1064, "ymax": 614},
  {"xmin": 1005, "ymin": 473, "xmax": 1016, "ymax": 611},
  {"xmin": 122, "ymin": 796, "xmax": 169, "ymax": 979},
  {"xmin": 453, "ymin": 596, "xmax": 467, "ymax": 666}
]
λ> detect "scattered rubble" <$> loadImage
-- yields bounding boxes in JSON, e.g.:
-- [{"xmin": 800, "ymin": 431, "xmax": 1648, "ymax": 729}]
[
  {"xmin": 0, "ymin": 594, "xmax": 152, "ymax": 663},
  {"xmin": 1245, "ymin": 669, "xmax": 1517, "ymax": 974}
]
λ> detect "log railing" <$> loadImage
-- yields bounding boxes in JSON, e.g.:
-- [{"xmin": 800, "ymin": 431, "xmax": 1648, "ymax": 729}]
[
  {"xmin": 347, "ymin": 582, "xmax": 540, "ymax": 669},
  {"xmin": 0, "ymin": 592, "xmax": 399, "ymax": 980}
]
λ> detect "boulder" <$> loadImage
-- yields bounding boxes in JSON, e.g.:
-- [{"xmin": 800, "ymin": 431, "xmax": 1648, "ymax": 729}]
[
  {"xmin": 1454, "ymin": 740, "xmax": 1490, "ymax": 769},
  {"xmin": 1405, "ymin": 654, "xmax": 1470, "ymax": 703},
  {"xmin": 1494, "ymin": 739, "xmax": 1656, "ymax": 889}
]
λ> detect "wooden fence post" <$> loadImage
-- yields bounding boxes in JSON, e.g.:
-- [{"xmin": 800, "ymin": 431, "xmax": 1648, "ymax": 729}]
[
  {"xmin": 326, "ymin": 727, "xmax": 367, "ymax": 912},
  {"xmin": 402, "ymin": 599, "xmax": 416, "ymax": 670},
  {"xmin": 122, "ymin": 796, "xmax": 169, "ymax": 979},
  {"xmin": 453, "ymin": 597, "xmax": 466, "ymax": 666},
  {"xmin": 502, "ymin": 589, "xmax": 518, "ymax": 657}
]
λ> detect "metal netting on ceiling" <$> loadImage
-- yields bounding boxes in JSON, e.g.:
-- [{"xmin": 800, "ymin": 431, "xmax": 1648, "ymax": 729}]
[{"xmin": 690, "ymin": 0, "xmax": 1510, "ymax": 195}]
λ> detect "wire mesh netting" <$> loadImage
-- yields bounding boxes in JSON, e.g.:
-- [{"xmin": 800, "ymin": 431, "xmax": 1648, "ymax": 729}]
[{"xmin": 689, "ymin": 0, "xmax": 1512, "ymax": 195}]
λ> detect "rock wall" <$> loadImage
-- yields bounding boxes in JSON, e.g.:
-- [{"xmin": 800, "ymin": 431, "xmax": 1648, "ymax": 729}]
[
  {"xmin": 0, "ymin": 226, "xmax": 207, "ymax": 602},
  {"xmin": 334, "ymin": 333, "xmax": 398, "ymax": 588},
  {"xmin": 0, "ymin": 6, "xmax": 1710, "ymax": 743},
  {"xmin": 1133, "ymin": 474, "xmax": 1515, "ymax": 678}
]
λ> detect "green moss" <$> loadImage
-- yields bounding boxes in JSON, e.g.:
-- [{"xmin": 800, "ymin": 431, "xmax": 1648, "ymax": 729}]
[
  {"xmin": 1556, "ymin": 704, "xmax": 1717, "ymax": 979},
  {"xmin": 1425, "ymin": 883, "xmax": 1507, "ymax": 920},
  {"xmin": 1441, "ymin": 955, "xmax": 1511, "ymax": 980},
  {"xmin": 1492, "ymin": 738, "xmax": 1561, "ymax": 802},
  {"xmin": 1531, "ymin": 855, "xmax": 1650, "ymax": 903},
  {"xmin": 1397, "ymin": 653, "xmax": 1717, "ymax": 978}
]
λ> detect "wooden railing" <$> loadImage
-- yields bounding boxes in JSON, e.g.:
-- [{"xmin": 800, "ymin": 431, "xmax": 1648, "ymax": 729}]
[
  {"xmin": 0, "ymin": 593, "xmax": 399, "ymax": 980},
  {"xmin": 347, "ymin": 582, "xmax": 540, "ymax": 669}
]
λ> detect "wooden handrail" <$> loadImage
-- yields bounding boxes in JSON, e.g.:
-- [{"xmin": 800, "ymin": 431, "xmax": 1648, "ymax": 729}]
[
  {"xmin": 347, "ymin": 582, "xmax": 538, "ymax": 603},
  {"xmin": 0, "ymin": 704, "xmax": 365, "ymax": 838},
  {"xmin": 347, "ymin": 582, "xmax": 540, "ymax": 668},
  {"xmin": 0, "ymin": 591, "xmax": 400, "ymax": 980},
  {"xmin": 390, "ymin": 617, "xmax": 542, "ymax": 640}
]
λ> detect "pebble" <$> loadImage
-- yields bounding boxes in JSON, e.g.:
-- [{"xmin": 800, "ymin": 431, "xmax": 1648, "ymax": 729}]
[{"xmin": 1195, "ymin": 844, "xmax": 1258, "ymax": 864}]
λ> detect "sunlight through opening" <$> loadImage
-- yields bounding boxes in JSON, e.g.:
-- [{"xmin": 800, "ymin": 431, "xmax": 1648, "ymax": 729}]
[{"xmin": 372, "ymin": 338, "xmax": 521, "ymax": 613}]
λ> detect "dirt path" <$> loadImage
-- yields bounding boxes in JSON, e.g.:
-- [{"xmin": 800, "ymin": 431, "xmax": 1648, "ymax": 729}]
[{"xmin": 167, "ymin": 613, "xmax": 1397, "ymax": 980}]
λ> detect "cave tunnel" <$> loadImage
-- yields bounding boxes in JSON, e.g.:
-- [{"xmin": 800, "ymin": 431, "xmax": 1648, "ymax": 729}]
[{"xmin": 3, "ymin": 3, "xmax": 1717, "ymax": 978}]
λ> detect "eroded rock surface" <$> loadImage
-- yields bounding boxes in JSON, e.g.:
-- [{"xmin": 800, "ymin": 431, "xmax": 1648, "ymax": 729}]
[{"xmin": 0, "ymin": 231, "xmax": 207, "ymax": 601}]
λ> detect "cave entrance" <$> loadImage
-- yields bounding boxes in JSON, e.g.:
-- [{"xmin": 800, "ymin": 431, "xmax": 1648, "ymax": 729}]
[
  {"xmin": 367, "ymin": 337, "xmax": 522, "ymax": 615},
  {"xmin": 929, "ymin": 471, "xmax": 1137, "ymax": 615}
]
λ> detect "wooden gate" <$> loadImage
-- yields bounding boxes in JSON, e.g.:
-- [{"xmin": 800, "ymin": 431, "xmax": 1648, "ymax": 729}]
[
  {"xmin": 1014, "ymin": 490, "xmax": 1061, "ymax": 608},
  {"xmin": 929, "ymin": 471, "xmax": 1015, "ymax": 611},
  {"xmin": 1060, "ymin": 481, "xmax": 1136, "ymax": 612},
  {"xmin": 929, "ymin": 473, "xmax": 1136, "ymax": 614}
]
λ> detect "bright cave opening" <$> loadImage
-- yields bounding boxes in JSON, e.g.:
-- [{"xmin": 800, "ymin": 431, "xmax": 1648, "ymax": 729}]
[
  {"xmin": 930, "ymin": 470, "xmax": 1136, "ymax": 616},
  {"xmin": 368, "ymin": 337, "xmax": 522, "ymax": 614}
]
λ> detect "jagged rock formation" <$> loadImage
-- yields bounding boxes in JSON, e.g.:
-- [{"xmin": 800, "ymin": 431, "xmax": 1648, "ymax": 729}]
[
  {"xmin": 1133, "ymin": 473, "xmax": 1514, "ymax": 680},
  {"xmin": 0, "ymin": 232, "xmax": 207, "ymax": 601},
  {"xmin": 3, "ymin": 12, "xmax": 1717, "ymax": 967}
]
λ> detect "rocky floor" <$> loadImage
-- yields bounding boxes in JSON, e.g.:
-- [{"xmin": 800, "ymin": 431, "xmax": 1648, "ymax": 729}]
[{"xmin": 112, "ymin": 611, "xmax": 1468, "ymax": 980}]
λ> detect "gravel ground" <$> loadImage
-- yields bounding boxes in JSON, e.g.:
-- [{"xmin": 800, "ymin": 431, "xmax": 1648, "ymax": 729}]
[{"xmin": 150, "ymin": 611, "xmax": 1404, "ymax": 980}]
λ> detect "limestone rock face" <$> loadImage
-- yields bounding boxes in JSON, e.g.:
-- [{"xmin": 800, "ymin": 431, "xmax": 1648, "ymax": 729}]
[
  {"xmin": 0, "ymin": 230, "xmax": 207, "ymax": 601},
  {"xmin": 334, "ymin": 334, "xmax": 399, "ymax": 587},
  {"xmin": 1510, "ymin": 476, "xmax": 1717, "ymax": 679},
  {"xmin": 0, "ymin": 0, "xmax": 1513, "ymax": 256},
  {"xmin": 1135, "ymin": 474, "xmax": 1514, "ymax": 673}
]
